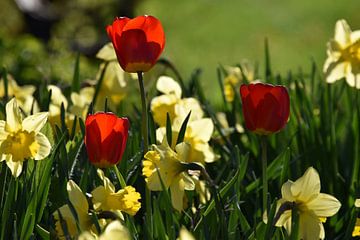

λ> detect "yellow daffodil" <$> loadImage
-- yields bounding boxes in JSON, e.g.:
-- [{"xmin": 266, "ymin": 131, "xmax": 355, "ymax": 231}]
[
  {"xmin": 69, "ymin": 87, "xmax": 94, "ymax": 119},
  {"xmin": 151, "ymin": 76, "xmax": 204, "ymax": 126},
  {"xmin": 0, "ymin": 98, "xmax": 51, "ymax": 177},
  {"xmin": 272, "ymin": 167, "xmax": 341, "ymax": 240},
  {"xmin": 156, "ymin": 118, "xmax": 219, "ymax": 164},
  {"xmin": 79, "ymin": 220, "xmax": 130, "ymax": 240},
  {"xmin": 91, "ymin": 169, "xmax": 141, "ymax": 216},
  {"xmin": 223, "ymin": 62, "xmax": 255, "ymax": 102},
  {"xmin": 177, "ymin": 226, "xmax": 196, "ymax": 240},
  {"xmin": 47, "ymin": 85, "xmax": 69, "ymax": 127},
  {"xmin": 190, "ymin": 171, "xmax": 211, "ymax": 204},
  {"xmin": 352, "ymin": 199, "xmax": 360, "ymax": 237},
  {"xmin": 323, "ymin": 19, "xmax": 360, "ymax": 88},
  {"xmin": 95, "ymin": 43, "xmax": 132, "ymax": 111},
  {"xmin": 0, "ymin": 74, "xmax": 39, "ymax": 113},
  {"xmin": 53, "ymin": 180, "xmax": 92, "ymax": 239},
  {"xmin": 142, "ymin": 138, "xmax": 195, "ymax": 211}
]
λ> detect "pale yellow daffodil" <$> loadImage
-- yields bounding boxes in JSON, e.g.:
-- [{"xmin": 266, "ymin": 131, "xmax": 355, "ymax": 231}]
[
  {"xmin": 273, "ymin": 167, "xmax": 341, "ymax": 240},
  {"xmin": 143, "ymin": 138, "xmax": 195, "ymax": 211},
  {"xmin": 95, "ymin": 43, "xmax": 132, "ymax": 111},
  {"xmin": 0, "ymin": 74, "xmax": 39, "ymax": 113},
  {"xmin": 223, "ymin": 61, "xmax": 255, "ymax": 102},
  {"xmin": 47, "ymin": 85, "xmax": 69, "ymax": 127},
  {"xmin": 69, "ymin": 87, "xmax": 94, "ymax": 119},
  {"xmin": 91, "ymin": 169, "xmax": 141, "ymax": 216},
  {"xmin": 323, "ymin": 19, "xmax": 360, "ymax": 88},
  {"xmin": 177, "ymin": 226, "xmax": 196, "ymax": 240},
  {"xmin": 0, "ymin": 98, "xmax": 51, "ymax": 177},
  {"xmin": 79, "ymin": 220, "xmax": 130, "ymax": 240},
  {"xmin": 53, "ymin": 180, "xmax": 92, "ymax": 239},
  {"xmin": 352, "ymin": 199, "xmax": 360, "ymax": 237},
  {"xmin": 156, "ymin": 118, "xmax": 219, "ymax": 164},
  {"xmin": 151, "ymin": 76, "xmax": 204, "ymax": 126}
]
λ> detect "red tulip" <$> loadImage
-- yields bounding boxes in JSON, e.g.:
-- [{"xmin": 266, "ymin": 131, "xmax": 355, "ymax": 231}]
[
  {"xmin": 85, "ymin": 112, "xmax": 130, "ymax": 168},
  {"xmin": 240, "ymin": 83, "xmax": 290, "ymax": 135},
  {"xmin": 106, "ymin": 15, "xmax": 165, "ymax": 73}
]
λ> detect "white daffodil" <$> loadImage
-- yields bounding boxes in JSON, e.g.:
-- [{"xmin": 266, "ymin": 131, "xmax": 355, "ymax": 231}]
[
  {"xmin": 323, "ymin": 19, "xmax": 360, "ymax": 88},
  {"xmin": 0, "ymin": 98, "xmax": 51, "ymax": 177}
]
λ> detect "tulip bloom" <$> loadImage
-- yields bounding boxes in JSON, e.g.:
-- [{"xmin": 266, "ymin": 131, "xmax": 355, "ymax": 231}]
[
  {"xmin": 240, "ymin": 83, "xmax": 290, "ymax": 135},
  {"xmin": 85, "ymin": 112, "xmax": 129, "ymax": 168},
  {"xmin": 106, "ymin": 15, "xmax": 165, "ymax": 73}
]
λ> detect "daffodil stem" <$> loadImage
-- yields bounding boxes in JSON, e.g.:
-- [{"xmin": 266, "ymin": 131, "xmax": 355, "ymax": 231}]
[
  {"xmin": 113, "ymin": 166, "xmax": 126, "ymax": 189},
  {"xmin": 137, "ymin": 71, "xmax": 149, "ymax": 152},
  {"xmin": 261, "ymin": 135, "xmax": 268, "ymax": 213}
]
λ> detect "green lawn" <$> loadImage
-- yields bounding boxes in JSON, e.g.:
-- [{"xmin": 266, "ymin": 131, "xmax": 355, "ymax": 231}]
[{"xmin": 138, "ymin": 0, "xmax": 360, "ymax": 101}]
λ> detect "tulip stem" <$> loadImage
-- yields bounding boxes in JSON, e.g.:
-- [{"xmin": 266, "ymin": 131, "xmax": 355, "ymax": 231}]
[
  {"xmin": 261, "ymin": 135, "xmax": 268, "ymax": 213},
  {"xmin": 137, "ymin": 71, "xmax": 149, "ymax": 152},
  {"xmin": 113, "ymin": 166, "xmax": 126, "ymax": 189}
]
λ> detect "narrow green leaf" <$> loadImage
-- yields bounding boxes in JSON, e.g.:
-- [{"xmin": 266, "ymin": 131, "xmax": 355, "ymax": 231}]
[
  {"xmin": 166, "ymin": 112, "xmax": 172, "ymax": 146},
  {"xmin": 176, "ymin": 111, "xmax": 191, "ymax": 145}
]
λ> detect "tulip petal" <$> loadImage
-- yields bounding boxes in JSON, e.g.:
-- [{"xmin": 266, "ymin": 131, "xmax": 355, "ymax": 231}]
[
  {"xmin": 290, "ymin": 167, "xmax": 320, "ymax": 203},
  {"xmin": 107, "ymin": 17, "xmax": 130, "ymax": 50},
  {"xmin": 5, "ymin": 98, "xmax": 22, "ymax": 132},
  {"xmin": 123, "ymin": 15, "xmax": 165, "ymax": 49},
  {"xmin": 306, "ymin": 193, "xmax": 341, "ymax": 217},
  {"xmin": 22, "ymin": 112, "xmax": 49, "ymax": 133}
]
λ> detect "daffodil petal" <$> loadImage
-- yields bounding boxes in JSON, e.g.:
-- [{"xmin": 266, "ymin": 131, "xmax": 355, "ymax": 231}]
[
  {"xmin": 34, "ymin": 132, "xmax": 51, "ymax": 160},
  {"xmin": 96, "ymin": 169, "xmax": 115, "ymax": 193},
  {"xmin": 306, "ymin": 193, "xmax": 341, "ymax": 217},
  {"xmin": 188, "ymin": 118, "xmax": 214, "ymax": 142},
  {"xmin": 299, "ymin": 212, "xmax": 323, "ymax": 240},
  {"xmin": 182, "ymin": 173, "xmax": 195, "ymax": 191},
  {"xmin": 100, "ymin": 220, "xmax": 130, "ymax": 240},
  {"xmin": 22, "ymin": 112, "xmax": 49, "ymax": 133},
  {"xmin": 0, "ymin": 120, "xmax": 8, "ymax": 141},
  {"xmin": 175, "ymin": 142, "xmax": 191, "ymax": 162},
  {"xmin": 334, "ymin": 19, "xmax": 352, "ymax": 48},
  {"xmin": 96, "ymin": 42, "xmax": 117, "ymax": 61},
  {"xmin": 91, "ymin": 186, "xmax": 108, "ymax": 211},
  {"xmin": 275, "ymin": 210, "xmax": 292, "ymax": 228},
  {"xmin": 67, "ymin": 180, "xmax": 89, "ymax": 214},
  {"xmin": 156, "ymin": 76, "xmax": 182, "ymax": 98},
  {"xmin": 5, "ymin": 98, "xmax": 22, "ymax": 132},
  {"xmin": 6, "ymin": 158, "xmax": 23, "ymax": 177},
  {"xmin": 281, "ymin": 181, "xmax": 296, "ymax": 201},
  {"xmin": 170, "ymin": 176, "xmax": 185, "ymax": 211},
  {"xmin": 291, "ymin": 167, "xmax": 320, "ymax": 203},
  {"xmin": 355, "ymin": 199, "xmax": 360, "ymax": 208},
  {"xmin": 178, "ymin": 226, "xmax": 196, "ymax": 240},
  {"xmin": 325, "ymin": 61, "xmax": 348, "ymax": 84}
]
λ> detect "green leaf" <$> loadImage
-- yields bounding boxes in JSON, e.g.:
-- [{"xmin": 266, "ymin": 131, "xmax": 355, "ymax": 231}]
[
  {"xmin": 166, "ymin": 112, "xmax": 172, "ymax": 146},
  {"xmin": 176, "ymin": 111, "xmax": 191, "ymax": 145}
]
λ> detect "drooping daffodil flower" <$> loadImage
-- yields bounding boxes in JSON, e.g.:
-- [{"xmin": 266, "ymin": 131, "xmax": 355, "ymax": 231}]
[
  {"xmin": 78, "ymin": 220, "xmax": 130, "ymax": 240},
  {"xmin": 0, "ymin": 98, "xmax": 51, "ymax": 177},
  {"xmin": 142, "ymin": 138, "xmax": 195, "ymax": 211},
  {"xmin": 270, "ymin": 167, "xmax": 341, "ymax": 240},
  {"xmin": 91, "ymin": 169, "xmax": 141, "ymax": 216}
]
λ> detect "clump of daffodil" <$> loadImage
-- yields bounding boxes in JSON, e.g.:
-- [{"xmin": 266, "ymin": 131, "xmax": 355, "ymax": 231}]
[
  {"xmin": 323, "ymin": 19, "xmax": 360, "ymax": 88},
  {"xmin": 156, "ymin": 117, "xmax": 219, "ymax": 164},
  {"xmin": 223, "ymin": 61, "xmax": 255, "ymax": 102},
  {"xmin": 352, "ymin": 199, "xmax": 360, "ymax": 237},
  {"xmin": 151, "ymin": 76, "xmax": 204, "ymax": 126},
  {"xmin": 91, "ymin": 169, "xmax": 141, "ymax": 216},
  {"xmin": 269, "ymin": 167, "xmax": 341, "ymax": 240},
  {"xmin": 142, "ymin": 137, "xmax": 196, "ymax": 211},
  {"xmin": 0, "ymin": 98, "xmax": 51, "ymax": 177},
  {"xmin": 79, "ymin": 220, "xmax": 130, "ymax": 240},
  {"xmin": 53, "ymin": 180, "xmax": 92, "ymax": 239},
  {"xmin": 0, "ymin": 74, "xmax": 39, "ymax": 114},
  {"xmin": 94, "ymin": 43, "xmax": 133, "ymax": 111},
  {"xmin": 47, "ymin": 85, "xmax": 94, "ymax": 131}
]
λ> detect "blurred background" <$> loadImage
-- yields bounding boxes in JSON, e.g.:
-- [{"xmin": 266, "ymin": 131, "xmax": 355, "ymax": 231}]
[{"xmin": 0, "ymin": 0, "xmax": 359, "ymax": 102}]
